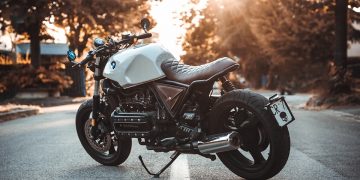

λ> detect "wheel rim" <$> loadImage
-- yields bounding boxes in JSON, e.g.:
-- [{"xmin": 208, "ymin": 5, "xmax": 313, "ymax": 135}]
[
  {"xmin": 82, "ymin": 113, "xmax": 119, "ymax": 159},
  {"xmin": 221, "ymin": 104, "xmax": 271, "ymax": 172}
]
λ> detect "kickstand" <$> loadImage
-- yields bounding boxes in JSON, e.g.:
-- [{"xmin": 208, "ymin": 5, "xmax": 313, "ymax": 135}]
[{"xmin": 138, "ymin": 151, "xmax": 181, "ymax": 178}]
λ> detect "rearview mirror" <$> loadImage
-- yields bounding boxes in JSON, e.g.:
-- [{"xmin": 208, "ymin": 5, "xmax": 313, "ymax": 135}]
[
  {"xmin": 140, "ymin": 18, "xmax": 151, "ymax": 32},
  {"xmin": 94, "ymin": 38, "xmax": 105, "ymax": 47},
  {"xmin": 67, "ymin": 50, "xmax": 76, "ymax": 62}
]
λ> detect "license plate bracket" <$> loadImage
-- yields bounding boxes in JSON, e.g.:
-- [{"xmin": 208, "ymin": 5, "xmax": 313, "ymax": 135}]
[{"xmin": 267, "ymin": 95, "xmax": 295, "ymax": 127}]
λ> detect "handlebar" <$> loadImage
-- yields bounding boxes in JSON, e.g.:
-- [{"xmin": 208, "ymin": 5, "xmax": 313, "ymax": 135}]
[
  {"xmin": 136, "ymin": 33, "xmax": 152, "ymax": 39},
  {"xmin": 114, "ymin": 33, "xmax": 152, "ymax": 45},
  {"xmin": 71, "ymin": 53, "xmax": 94, "ymax": 68},
  {"xmin": 71, "ymin": 32, "xmax": 152, "ymax": 68}
]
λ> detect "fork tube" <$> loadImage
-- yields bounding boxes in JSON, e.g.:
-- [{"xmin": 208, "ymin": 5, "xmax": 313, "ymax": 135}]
[{"xmin": 92, "ymin": 57, "xmax": 101, "ymax": 122}]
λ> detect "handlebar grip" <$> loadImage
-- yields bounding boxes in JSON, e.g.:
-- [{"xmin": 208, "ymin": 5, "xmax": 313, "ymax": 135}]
[
  {"xmin": 136, "ymin": 33, "xmax": 152, "ymax": 39},
  {"xmin": 80, "ymin": 55, "xmax": 92, "ymax": 65}
]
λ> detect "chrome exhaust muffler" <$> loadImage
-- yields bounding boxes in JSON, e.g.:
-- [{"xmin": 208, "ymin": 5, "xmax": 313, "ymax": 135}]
[{"xmin": 196, "ymin": 131, "xmax": 240, "ymax": 154}]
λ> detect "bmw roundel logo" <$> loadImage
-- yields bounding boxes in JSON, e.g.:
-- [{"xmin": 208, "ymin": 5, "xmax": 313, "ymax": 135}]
[{"xmin": 111, "ymin": 61, "xmax": 116, "ymax": 69}]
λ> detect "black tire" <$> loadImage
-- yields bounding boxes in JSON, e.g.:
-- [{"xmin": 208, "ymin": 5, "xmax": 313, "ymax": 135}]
[
  {"xmin": 208, "ymin": 90, "xmax": 290, "ymax": 179},
  {"xmin": 76, "ymin": 99, "xmax": 132, "ymax": 166}
]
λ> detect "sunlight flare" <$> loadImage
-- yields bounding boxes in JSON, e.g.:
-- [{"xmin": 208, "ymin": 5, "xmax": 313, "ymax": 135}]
[{"xmin": 150, "ymin": 0, "xmax": 207, "ymax": 59}]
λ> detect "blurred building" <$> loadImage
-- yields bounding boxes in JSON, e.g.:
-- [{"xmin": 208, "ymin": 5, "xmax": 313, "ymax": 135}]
[
  {"xmin": 0, "ymin": 42, "xmax": 68, "ymax": 65},
  {"xmin": 348, "ymin": 42, "xmax": 360, "ymax": 78},
  {"xmin": 348, "ymin": 42, "xmax": 360, "ymax": 92},
  {"xmin": 349, "ymin": 22, "xmax": 360, "ymax": 79},
  {"xmin": 0, "ymin": 42, "xmax": 86, "ymax": 98},
  {"xmin": 0, "ymin": 49, "xmax": 16, "ymax": 65}
]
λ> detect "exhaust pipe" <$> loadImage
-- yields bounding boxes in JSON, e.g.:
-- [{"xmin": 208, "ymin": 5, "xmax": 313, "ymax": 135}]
[{"xmin": 196, "ymin": 131, "xmax": 240, "ymax": 154}]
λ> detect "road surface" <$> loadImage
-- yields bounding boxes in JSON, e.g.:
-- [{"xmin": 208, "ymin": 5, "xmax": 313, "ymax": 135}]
[{"xmin": 0, "ymin": 93, "xmax": 359, "ymax": 179}]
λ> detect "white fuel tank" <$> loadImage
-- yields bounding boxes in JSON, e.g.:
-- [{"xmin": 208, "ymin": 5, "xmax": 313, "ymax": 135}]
[{"xmin": 103, "ymin": 43, "xmax": 176, "ymax": 88}]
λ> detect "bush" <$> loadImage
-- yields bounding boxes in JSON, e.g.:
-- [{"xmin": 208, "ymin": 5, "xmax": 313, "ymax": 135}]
[{"xmin": 0, "ymin": 64, "xmax": 73, "ymax": 97}]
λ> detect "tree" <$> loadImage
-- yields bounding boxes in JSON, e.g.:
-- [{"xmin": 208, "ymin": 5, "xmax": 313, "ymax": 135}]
[
  {"xmin": 333, "ymin": 0, "xmax": 349, "ymax": 94},
  {"xmin": 215, "ymin": 0, "xmax": 270, "ymax": 88},
  {"xmin": 182, "ymin": 0, "xmax": 360, "ymax": 91},
  {"xmin": 53, "ymin": 0, "xmax": 149, "ymax": 57},
  {"xmin": 182, "ymin": 0, "xmax": 270, "ymax": 88},
  {"xmin": 0, "ymin": 0, "xmax": 150, "ymax": 66},
  {"xmin": 249, "ymin": 0, "xmax": 359, "ymax": 92},
  {"xmin": 182, "ymin": 1, "xmax": 222, "ymax": 65},
  {"xmin": 246, "ymin": 0, "xmax": 336, "ymax": 90},
  {"xmin": 0, "ymin": 0, "xmax": 62, "ymax": 68}
]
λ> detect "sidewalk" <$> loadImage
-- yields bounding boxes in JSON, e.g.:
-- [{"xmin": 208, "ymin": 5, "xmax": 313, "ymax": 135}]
[
  {"xmin": 331, "ymin": 105, "xmax": 360, "ymax": 118},
  {"xmin": 0, "ymin": 96, "xmax": 88, "ymax": 122},
  {"xmin": 256, "ymin": 89, "xmax": 360, "ymax": 119},
  {"xmin": 0, "ymin": 104, "xmax": 40, "ymax": 122}
]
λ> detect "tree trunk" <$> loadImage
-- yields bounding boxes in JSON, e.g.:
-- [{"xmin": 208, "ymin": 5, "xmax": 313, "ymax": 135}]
[
  {"xmin": 329, "ymin": 0, "xmax": 351, "ymax": 94},
  {"xmin": 29, "ymin": 21, "xmax": 41, "ymax": 68},
  {"xmin": 335, "ymin": 0, "xmax": 347, "ymax": 69}
]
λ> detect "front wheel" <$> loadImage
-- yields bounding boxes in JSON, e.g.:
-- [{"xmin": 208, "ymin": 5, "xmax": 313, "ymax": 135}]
[
  {"xmin": 76, "ymin": 99, "xmax": 132, "ymax": 166},
  {"xmin": 208, "ymin": 90, "xmax": 290, "ymax": 179}
]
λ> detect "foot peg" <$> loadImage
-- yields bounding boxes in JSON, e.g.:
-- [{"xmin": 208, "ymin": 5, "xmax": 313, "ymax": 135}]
[
  {"xmin": 138, "ymin": 151, "xmax": 181, "ymax": 178},
  {"xmin": 160, "ymin": 137, "xmax": 177, "ymax": 147}
]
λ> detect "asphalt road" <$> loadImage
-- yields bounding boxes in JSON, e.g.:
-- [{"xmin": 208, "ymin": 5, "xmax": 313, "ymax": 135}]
[{"xmin": 0, "ymin": 93, "xmax": 359, "ymax": 180}]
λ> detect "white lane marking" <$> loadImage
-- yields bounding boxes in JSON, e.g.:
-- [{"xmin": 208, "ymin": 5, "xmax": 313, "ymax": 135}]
[{"xmin": 170, "ymin": 154, "xmax": 190, "ymax": 180}]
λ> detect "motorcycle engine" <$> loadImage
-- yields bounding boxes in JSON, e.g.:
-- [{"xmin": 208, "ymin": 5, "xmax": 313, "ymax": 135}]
[
  {"xmin": 109, "ymin": 86, "xmax": 200, "ymax": 147},
  {"xmin": 110, "ymin": 88, "xmax": 170, "ymax": 138}
]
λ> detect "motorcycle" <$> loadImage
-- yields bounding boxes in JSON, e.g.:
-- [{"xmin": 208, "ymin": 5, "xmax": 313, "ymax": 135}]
[{"xmin": 67, "ymin": 18, "xmax": 295, "ymax": 179}]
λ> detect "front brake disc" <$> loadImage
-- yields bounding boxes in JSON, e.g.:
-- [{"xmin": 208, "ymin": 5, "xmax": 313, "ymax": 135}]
[{"xmin": 84, "ymin": 119, "xmax": 112, "ymax": 153}]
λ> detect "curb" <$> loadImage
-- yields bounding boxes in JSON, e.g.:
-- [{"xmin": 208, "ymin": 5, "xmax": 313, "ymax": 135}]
[
  {"xmin": 0, "ymin": 108, "xmax": 40, "ymax": 122},
  {"xmin": 0, "ymin": 97, "xmax": 87, "ymax": 123},
  {"xmin": 2, "ymin": 97, "xmax": 88, "ymax": 107}
]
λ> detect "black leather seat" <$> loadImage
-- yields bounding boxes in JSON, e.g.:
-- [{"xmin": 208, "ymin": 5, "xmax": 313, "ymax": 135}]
[{"xmin": 161, "ymin": 57, "xmax": 239, "ymax": 84}]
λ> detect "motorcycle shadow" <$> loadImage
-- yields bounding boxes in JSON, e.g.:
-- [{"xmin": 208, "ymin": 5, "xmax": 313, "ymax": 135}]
[{"xmin": 63, "ymin": 164, "xmax": 167, "ymax": 179}]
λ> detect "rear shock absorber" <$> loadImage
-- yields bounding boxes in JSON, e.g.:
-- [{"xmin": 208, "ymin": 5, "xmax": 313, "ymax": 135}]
[{"xmin": 219, "ymin": 76, "xmax": 235, "ymax": 92}]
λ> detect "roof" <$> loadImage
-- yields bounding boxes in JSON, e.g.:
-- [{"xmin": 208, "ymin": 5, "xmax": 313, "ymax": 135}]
[
  {"xmin": 16, "ymin": 43, "xmax": 68, "ymax": 56},
  {"xmin": 348, "ymin": 42, "xmax": 360, "ymax": 58}
]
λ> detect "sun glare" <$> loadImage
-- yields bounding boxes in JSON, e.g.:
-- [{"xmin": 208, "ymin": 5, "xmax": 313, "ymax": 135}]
[
  {"xmin": 44, "ymin": 21, "xmax": 67, "ymax": 44},
  {"xmin": 150, "ymin": 0, "xmax": 208, "ymax": 59},
  {"xmin": 0, "ymin": 33, "xmax": 12, "ymax": 50},
  {"xmin": 354, "ymin": 7, "xmax": 360, "ymax": 13}
]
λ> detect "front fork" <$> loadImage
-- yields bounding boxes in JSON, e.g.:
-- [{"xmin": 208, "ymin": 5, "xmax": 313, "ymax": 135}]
[{"xmin": 91, "ymin": 57, "xmax": 101, "ymax": 127}]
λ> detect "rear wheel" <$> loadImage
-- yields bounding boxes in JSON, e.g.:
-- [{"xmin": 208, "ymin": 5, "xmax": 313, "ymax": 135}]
[
  {"xmin": 76, "ymin": 99, "xmax": 132, "ymax": 166},
  {"xmin": 208, "ymin": 90, "xmax": 290, "ymax": 179}
]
